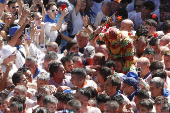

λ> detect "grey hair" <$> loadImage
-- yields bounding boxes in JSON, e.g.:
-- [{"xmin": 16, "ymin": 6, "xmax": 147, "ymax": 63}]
[
  {"xmin": 25, "ymin": 56, "xmax": 37, "ymax": 65},
  {"xmin": 15, "ymin": 85, "xmax": 27, "ymax": 95},
  {"xmin": 37, "ymin": 72, "xmax": 50, "ymax": 82},
  {"xmin": 43, "ymin": 95, "xmax": 58, "ymax": 106},
  {"xmin": 72, "ymin": 56, "xmax": 82, "ymax": 63},
  {"xmin": 67, "ymin": 99, "xmax": 81, "ymax": 111},
  {"xmin": 45, "ymin": 51, "xmax": 58, "ymax": 61},
  {"xmin": 150, "ymin": 77, "xmax": 164, "ymax": 89},
  {"xmin": 38, "ymin": 85, "xmax": 51, "ymax": 94}
]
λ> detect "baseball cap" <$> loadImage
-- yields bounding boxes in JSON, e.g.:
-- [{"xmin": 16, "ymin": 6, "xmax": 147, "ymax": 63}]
[
  {"xmin": 1, "ymin": 45, "xmax": 16, "ymax": 61},
  {"xmin": 122, "ymin": 71, "xmax": 138, "ymax": 81},
  {"xmin": 123, "ymin": 77, "xmax": 139, "ymax": 89},
  {"xmin": 7, "ymin": 26, "xmax": 24, "ymax": 37}
]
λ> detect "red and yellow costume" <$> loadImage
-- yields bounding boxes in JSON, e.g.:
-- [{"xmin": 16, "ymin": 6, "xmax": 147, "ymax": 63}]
[{"xmin": 91, "ymin": 27, "xmax": 134, "ymax": 74}]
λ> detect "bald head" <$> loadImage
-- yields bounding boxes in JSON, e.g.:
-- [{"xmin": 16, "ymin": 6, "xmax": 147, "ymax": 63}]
[
  {"xmin": 137, "ymin": 57, "xmax": 150, "ymax": 66},
  {"xmin": 137, "ymin": 57, "xmax": 150, "ymax": 77},
  {"xmin": 120, "ymin": 19, "xmax": 134, "ymax": 32},
  {"xmin": 159, "ymin": 35, "xmax": 170, "ymax": 46}
]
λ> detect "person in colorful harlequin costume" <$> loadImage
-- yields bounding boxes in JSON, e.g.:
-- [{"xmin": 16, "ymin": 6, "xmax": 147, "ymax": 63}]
[{"xmin": 90, "ymin": 26, "xmax": 134, "ymax": 74}]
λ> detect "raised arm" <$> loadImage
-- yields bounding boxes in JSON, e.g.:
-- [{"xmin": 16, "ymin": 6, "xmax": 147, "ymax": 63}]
[
  {"xmin": 0, "ymin": 0, "xmax": 6, "ymax": 17},
  {"xmin": 50, "ymin": 8, "xmax": 69, "ymax": 31},
  {"xmin": 39, "ymin": 0, "xmax": 46, "ymax": 21},
  {"xmin": 17, "ymin": 0, "xmax": 23, "ymax": 15},
  {"xmin": 75, "ymin": 0, "xmax": 81, "ymax": 15},
  {"xmin": 8, "ymin": 17, "xmax": 30, "ymax": 47}
]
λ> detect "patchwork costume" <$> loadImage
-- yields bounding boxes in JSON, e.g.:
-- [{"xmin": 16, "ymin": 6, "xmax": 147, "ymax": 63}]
[{"xmin": 90, "ymin": 27, "xmax": 134, "ymax": 74}]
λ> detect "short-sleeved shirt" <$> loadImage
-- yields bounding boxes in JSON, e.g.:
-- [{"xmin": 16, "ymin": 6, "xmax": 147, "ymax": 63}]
[{"xmin": 49, "ymin": 76, "xmax": 73, "ymax": 88}]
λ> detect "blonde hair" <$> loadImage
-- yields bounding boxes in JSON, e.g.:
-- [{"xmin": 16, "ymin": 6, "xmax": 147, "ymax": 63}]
[
  {"xmin": 77, "ymin": 30, "xmax": 89, "ymax": 39},
  {"xmin": 1, "ymin": 12, "xmax": 12, "ymax": 23}
]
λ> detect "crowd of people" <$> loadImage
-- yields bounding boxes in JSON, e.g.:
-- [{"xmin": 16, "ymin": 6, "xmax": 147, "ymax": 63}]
[{"xmin": 0, "ymin": 0, "xmax": 170, "ymax": 112}]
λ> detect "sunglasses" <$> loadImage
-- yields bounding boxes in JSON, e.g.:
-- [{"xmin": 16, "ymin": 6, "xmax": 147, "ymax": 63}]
[
  {"xmin": 6, "ymin": 85, "xmax": 15, "ymax": 90},
  {"xmin": 134, "ymin": 5, "xmax": 142, "ymax": 8},
  {"xmin": 11, "ymin": 6, "xmax": 19, "ymax": 9},
  {"xmin": 65, "ymin": 109, "xmax": 75, "ymax": 113},
  {"xmin": 48, "ymin": 9, "xmax": 58, "ymax": 12}
]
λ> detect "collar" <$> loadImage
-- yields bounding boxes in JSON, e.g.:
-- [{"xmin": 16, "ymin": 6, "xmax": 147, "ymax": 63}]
[
  {"xmin": 127, "ymin": 90, "xmax": 137, "ymax": 101},
  {"xmin": 165, "ymin": 68, "xmax": 170, "ymax": 71},
  {"xmin": 33, "ymin": 67, "xmax": 40, "ymax": 78},
  {"xmin": 80, "ymin": 81, "xmax": 87, "ymax": 88},
  {"xmin": 44, "ymin": 15, "xmax": 55, "ymax": 23},
  {"xmin": 15, "ymin": 45, "xmax": 22, "ymax": 49},
  {"xmin": 143, "ymin": 72, "xmax": 150, "ymax": 79},
  {"xmin": 163, "ymin": 88, "xmax": 170, "ymax": 97},
  {"xmin": 115, "ymin": 90, "xmax": 121, "ymax": 96}
]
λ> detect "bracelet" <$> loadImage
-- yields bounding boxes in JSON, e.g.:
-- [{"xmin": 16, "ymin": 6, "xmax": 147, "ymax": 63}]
[{"xmin": 84, "ymin": 24, "xmax": 88, "ymax": 28}]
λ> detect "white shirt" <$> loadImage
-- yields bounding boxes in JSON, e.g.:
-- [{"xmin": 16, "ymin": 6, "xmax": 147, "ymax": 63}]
[
  {"xmin": 94, "ymin": 11, "xmax": 105, "ymax": 27},
  {"xmin": 15, "ymin": 45, "xmax": 26, "ymax": 69},
  {"xmin": 91, "ymin": 0, "xmax": 111, "ymax": 15},
  {"xmin": 128, "ymin": 11, "xmax": 136, "ymax": 19},
  {"xmin": 71, "ymin": 8, "xmax": 83, "ymax": 35},
  {"xmin": 45, "ymin": 22, "xmax": 59, "ymax": 42},
  {"xmin": 82, "ymin": 80, "xmax": 98, "ymax": 90},
  {"xmin": 1, "ymin": 64, "xmax": 17, "ymax": 78},
  {"xmin": 130, "ymin": 12, "xmax": 144, "ymax": 30}
]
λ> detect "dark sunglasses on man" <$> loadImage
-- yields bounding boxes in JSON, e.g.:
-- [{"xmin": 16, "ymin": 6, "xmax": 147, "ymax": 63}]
[{"xmin": 6, "ymin": 85, "xmax": 15, "ymax": 90}]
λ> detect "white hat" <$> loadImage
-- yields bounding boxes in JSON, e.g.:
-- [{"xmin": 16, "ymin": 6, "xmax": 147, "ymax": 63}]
[{"xmin": 0, "ymin": 45, "xmax": 16, "ymax": 61}]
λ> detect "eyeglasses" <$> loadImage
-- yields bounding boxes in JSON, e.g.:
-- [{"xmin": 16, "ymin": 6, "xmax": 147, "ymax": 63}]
[
  {"xmin": 11, "ymin": 6, "xmax": 19, "ymax": 9},
  {"xmin": 6, "ymin": 85, "xmax": 15, "ymax": 90},
  {"xmin": 134, "ymin": 5, "xmax": 142, "ymax": 8},
  {"xmin": 65, "ymin": 109, "xmax": 75, "ymax": 113},
  {"xmin": 48, "ymin": 9, "xmax": 58, "ymax": 12}
]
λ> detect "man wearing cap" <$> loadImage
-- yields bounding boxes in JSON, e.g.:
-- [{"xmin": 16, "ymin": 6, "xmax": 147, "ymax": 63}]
[
  {"xmin": 122, "ymin": 71, "xmax": 139, "ymax": 101},
  {"xmin": 7, "ymin": 26, "xmax": 27, "ymax": 69},
  {"xmin": 150, "ymin": 77, "xmax": 170, "ymax": 102},
  {"xmin": 0, "ymin": 45, "xmax": 17, "ymax": 78}
]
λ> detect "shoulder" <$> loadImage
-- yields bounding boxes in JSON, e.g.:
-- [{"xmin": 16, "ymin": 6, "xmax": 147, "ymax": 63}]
[{"xmin": 88, "ymin": 106, "xmax": 101, "ymax": 113}]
